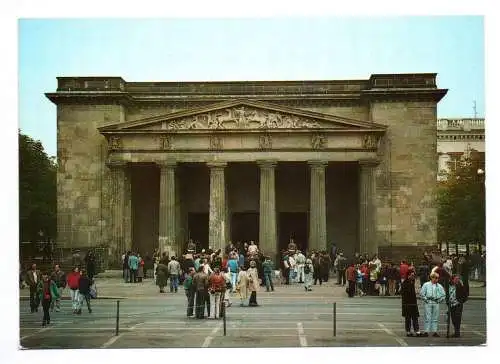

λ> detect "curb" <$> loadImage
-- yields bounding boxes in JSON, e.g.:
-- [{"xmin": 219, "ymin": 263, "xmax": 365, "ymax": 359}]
[{"xmin": 361, "ymin": 296, "xmax": 486, "ymax": 301}]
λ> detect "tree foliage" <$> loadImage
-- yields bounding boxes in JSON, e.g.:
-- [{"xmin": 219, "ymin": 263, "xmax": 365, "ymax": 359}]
[
  {"xmin": 437, "ymin": 151, "xmax": 485, "ymax": 246},
  {"xmin": 19, "ymin": 131, "xmax": 56, "ymax": 242}
]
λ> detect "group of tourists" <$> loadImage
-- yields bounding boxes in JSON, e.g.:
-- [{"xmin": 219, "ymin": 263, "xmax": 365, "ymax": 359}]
[
  {"xmin": 23, "ymin": 263, "xmax": 95, "ymax": 327},
  {"xmin": 341, "ymin": 250, "xmax": 471, "ymax": 338}
]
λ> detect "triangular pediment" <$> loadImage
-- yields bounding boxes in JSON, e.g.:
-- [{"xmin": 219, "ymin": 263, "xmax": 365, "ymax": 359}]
[{"xmin": 99, "ymin": 99, "xmax": 387, "ymax": 132}]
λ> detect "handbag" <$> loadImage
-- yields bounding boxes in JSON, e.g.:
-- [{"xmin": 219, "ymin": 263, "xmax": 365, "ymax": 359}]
[{"xmin": 89, "ymin": 284, "xmax": 97, "ymax": 299}]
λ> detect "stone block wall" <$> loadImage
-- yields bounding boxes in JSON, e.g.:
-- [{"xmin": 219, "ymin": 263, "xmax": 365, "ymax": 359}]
[
  {"xmin": 57, "ymin": 103, "xmax": 125, "ymax": 250},
  {"xmin": 370, "ymin": 101, "xmax": 438, "ymax": 253}
]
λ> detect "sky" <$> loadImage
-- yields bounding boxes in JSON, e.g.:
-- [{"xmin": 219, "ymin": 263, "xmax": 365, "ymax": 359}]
[{"xmin": 18, "ymin": 16, "xmax": 485, "ymax": 157}]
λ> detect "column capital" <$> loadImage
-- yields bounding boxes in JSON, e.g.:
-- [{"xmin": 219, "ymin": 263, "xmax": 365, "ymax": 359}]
[
  {"xmin": 206, "ymin": 161, "xmax": 227, "ymax": 169},
  {"xmin": 156, "ymin": 160, "xmax": 177, "ymax": 169},
  {"xmin": 256, "ymin": 160, "xmax": 278, "ymax": 169},
  {"xmin": 359, "ymin": 158, "xmax": 380, "ymax": 168},
  {"xmin": 307, "ymin": 160, "xmax": 329, "ymax": 168}
]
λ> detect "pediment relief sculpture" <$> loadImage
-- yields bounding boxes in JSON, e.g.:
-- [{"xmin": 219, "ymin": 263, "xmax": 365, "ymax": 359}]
[{"xmin": 165, "ymin": 106, "xmax": 322, "ymax": 130}]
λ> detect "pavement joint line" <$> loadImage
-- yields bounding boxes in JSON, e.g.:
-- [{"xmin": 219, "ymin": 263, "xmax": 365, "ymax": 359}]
[
  {"xmin": 377, "ymin": 323, "xmax": 408, "ymax": 347},
  {"xmin": 202, "ymin": 322, "xmax": 222, "ymax": 348},
  {"xmin": 20, "ymin": 327, "xmax": 51, "ymax": 341},
  {"xmin": 297, "ymin": 323, "xmax": 308, "ymax": 347},
  {"xmin": 462, "ymin": 324, "xmax": 486, "ymax": 338}
]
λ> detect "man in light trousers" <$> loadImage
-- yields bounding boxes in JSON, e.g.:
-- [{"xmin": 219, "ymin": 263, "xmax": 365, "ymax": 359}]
[
  {"xmin": 420, "ymin": 272, "xmax": 446, "ymax": 337},
  {"xmin": 295, "ymin": 250, "xmax": 306, "ymax": 284}
]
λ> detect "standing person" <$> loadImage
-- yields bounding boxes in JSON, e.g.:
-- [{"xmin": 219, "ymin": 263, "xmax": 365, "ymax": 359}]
[
  {"xmin": 184, "ymin": 267, "xmax": 196, "ymax": 317},
  {"xmin": 136, "ymin": 254, "xmax": 144, "ymax": 283},
  {"xmin": 295, "ymin": 250, "xmax": 306, "ymax": 284},
  {"xmin": 25, "ymin": 263, "xmax": 41, "ymax": 313},
  {"xmin": 227, "ymin": 254, "xmax": 239, "ymax": 293},
  {"xmin": 152, "ymin": 248, "xmax": 161, "ymax": 283},
  {"xmin": 192, "ymin": 266, "xmax": 209, "ymax": 319},
  {"xmin": 84, "ymin": 250, "xmax": 96, "ymax": 282},
  {"xmin": 128, "ymin": 252, "xmax": 139, "ymax": 283},
  {"xmin": 320, "ymin": 251, "xmax": 331, "ymax": 282},
  {"xmin": 77, "ymin": 269, "xmax": 93, "ymax": 314},
  {"xmin": 237, "ymin": 265, "xmax": 249, "ymax": 306},
  {"xmin": 355, "ymin": 264, "xmax": 365, "ymax": 296},
  {"xmin": 168, "ymin": 256, "xmax": 181, "ymax": 293},
  {"xmin": 50, "ymin": 264, "xmax": 66, "ymax": 312},
  {"xmin": 336, "ymin": 252, "xmax": 347, "ymax": 286},
  {"xmin": 247, "ymin": 260, "xmax": 260, "ymax": 307},
  {"xmin": 457, "ymin": 256, "xmax": 470, "ymax": 297},
  {"xmin": 420, "ymin": 272, "xmax": 446, "ymax": 337},
  {"xmin": 401, "ymin": 268, "xmax": 421, "ymax": 337},
  {"xmin": 122, "ymin": 251, "xmax": 130, "ymax": 283},
  {"xmin": 37, "ymin": 272, "xmax": 59, "ymax": 326},
  {"xmin": 282, "ymin": 252, "xmax": 291, "ymax": 285},
  {"xmin": 156, "ymin": 262, "xmax": 168, "ymax": 293},
  {"xmin": 312, "ymin": 252, "xmax": 322, "ymax": 286},
  {"xmin": 262, "ymin": 256, "xmax": 275, "ymax": 292},
  {"xmin": 449, "ymin": 275, "xmax": 468, "ymax": 337},
  {"xmin": 208, "ymin": 267, "xmax": 226, "ymax": 319},
  {"xmin": 345, "ymin": 264, "xmax": 356, "ymax": 298},
  {"xmin": 303, "ymin": 258, "xmax": 314, "ymax": 291},
  {"xmin": 66, "ymin": 266, "xmax": 81, "ymax": 314}
]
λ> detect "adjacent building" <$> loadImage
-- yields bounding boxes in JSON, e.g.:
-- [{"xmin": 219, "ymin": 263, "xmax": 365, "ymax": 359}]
[{"xmin": 46, "ymin": 73, "xmax": 447, "ymax": 266}]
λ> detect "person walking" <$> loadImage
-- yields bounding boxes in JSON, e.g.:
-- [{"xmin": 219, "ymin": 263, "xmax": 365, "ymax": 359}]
[
  {"xmin": 262, "ymin": 256, "xmax": 275, "ymax": 292},
  {"xmin": 295, "ymin": 250, "xmax": 306, "ymax": 283},
  {"xmin": 420, "ymin": 272, "xmax": 446, "ymax": 337},
  {"xmin": 247, "ymin": 260, "xmax": 260, "ymax": 306},
  {"xmin": 208, "ymin": 267, "xmax": 226, "ymax": 319},
  {"xmin": 156, "ymin": 262, "xmax": 168, "ymax": 293},
  {"xmin": 401, "ymin": 268, "xmax": 421, "ymax": 337},
  {"xmin": 336, "ymin": 252, "xmax": 347, "ymax": 286},
  {"xmin": 449, "ymin": 275, "xmax": 468, "ymax": 337},
  {"xmin": 227, "ymin": 254, "xmax": 239, "ymax": 292},
  {"xmin": 37, "ymin": 272, "xmax": 60, "ymax": 326},
  {"xmin": 66, "ymin": 266, "xmax": 81, "ymax": 314},
  {"xmin": 137, "ymin": 254, "xmax": 145, "ymax": 283},
  {"xmin": 193, "ymin": 266, "xmax": 209, "ymax": 319},
  {"xmin": 25, "ymin": 263, "xmax": 41, "ymax": 313},
  {"xmin": 122, "ymin": 251, "xmax": 130, "ymax": 283},
  {"xmin": 303, "ymin": 258, "xmax": 314, "ymax": 291},
  {"xmin": 84, "ymin": 250, "xmax": 96, "ymax": 282},
  {"xmin": 168, "ymin": 256, "xmax": 181, "ymax": 293},
  {"xmin": 50, "ymin": 264, "xmax": 66, "ymax": 312},
  {"xmin": 237, "ymin": 265, "xmax": 249, "ymax": 306},
  {"xmin": 77, "ymin": 269, "xmax": 93, "ymax": 314},
  {"xmin": 312, "ymin": 252, "xmax": 322, "ymax": 286},
  {"xmin": 153, "ymin": 248, "xmax": 161, "ymax": 284}
]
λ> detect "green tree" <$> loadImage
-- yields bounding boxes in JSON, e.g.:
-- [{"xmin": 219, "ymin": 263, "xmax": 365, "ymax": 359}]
[
  {"xmin": 19, "ymin": 131, "xmax": 56, "ymax": 242},
  {"xmin": 437, "ymin": 151, "xmax": 485, "ymax": 248}
]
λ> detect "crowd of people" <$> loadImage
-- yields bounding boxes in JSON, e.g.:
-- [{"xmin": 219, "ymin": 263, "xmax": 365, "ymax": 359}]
[{"xmin": 23, "ymin": 263, "xmax": 96, "ymax": 326}]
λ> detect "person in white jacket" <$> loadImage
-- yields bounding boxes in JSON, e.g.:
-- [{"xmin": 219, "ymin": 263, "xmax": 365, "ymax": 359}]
[
  {"xmin": 420, "ymin": 272, "xmax": 446, "ymax": 337},
  {"xmin": 295, "ymin": 251, "xmax": 306, "ymax": 284}
]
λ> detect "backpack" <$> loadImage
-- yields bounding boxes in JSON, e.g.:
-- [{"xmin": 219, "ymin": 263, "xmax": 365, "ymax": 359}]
[{"xmin": 304, "ymin": 264, "xmax": 311, "ymax": 275}]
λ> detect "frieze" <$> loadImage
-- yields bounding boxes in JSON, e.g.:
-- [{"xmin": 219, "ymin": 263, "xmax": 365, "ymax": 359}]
[
  {"xmin": 164, "ymin": 106, "xmax": 321, "ymax": 130},
  {"xmin": 311, "ymin": 133, "xmax": 327, "ymax": 149},
  {"xmin": 108, "ymin": 136, "xmax": 122, "ymax": 151},
  {"xmin": 159, "ymin": 135, "xmax": 172, "ymax": 150},
  {"xmin": 362, "ymin": 134, "xmax": 379, "ymax": 149},
  {"xmin": 259, "ymin": 134, "xmax": 272, "ymax": 150},
  {"xmin": 209, "ymin": 135, "xmax": 223, "ymax": 150}
]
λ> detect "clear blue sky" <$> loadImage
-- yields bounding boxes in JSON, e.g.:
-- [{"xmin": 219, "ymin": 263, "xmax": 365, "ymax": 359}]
[{"xmin": 19, "ymin": 17, "xmax": 484, "ymax": 157}]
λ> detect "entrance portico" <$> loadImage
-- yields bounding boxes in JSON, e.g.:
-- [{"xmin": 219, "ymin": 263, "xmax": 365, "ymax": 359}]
[{"xmin": 99, "ymin": 99, "xmax": 386, "ymax": 258}]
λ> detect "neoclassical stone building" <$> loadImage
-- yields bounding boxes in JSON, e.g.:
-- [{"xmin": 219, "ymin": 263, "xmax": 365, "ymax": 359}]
[{"xmin": 46, "ymin": 73, "xmax": 447, "ymax": 264}]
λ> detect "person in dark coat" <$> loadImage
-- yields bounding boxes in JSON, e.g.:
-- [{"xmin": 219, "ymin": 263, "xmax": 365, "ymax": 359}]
[
  {"xmin": 156, "ymin": 263, "xmax": 169, "ymax": 293},
  {"xmin": 401, "ymin": 268, "xmax": 421, "ymax": 337}
]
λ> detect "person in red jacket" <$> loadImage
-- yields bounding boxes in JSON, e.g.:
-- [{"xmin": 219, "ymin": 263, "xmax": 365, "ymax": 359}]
[
  {"xmin": 400, "ymin": 260, "xmax": 410, "ymax": 281},
  {"xmin": 66, "ymin": 266, "xmax": 81, "ymax": 314},
  {"xmin": 345, "ymin": 264, "xmax": 357, "ymax": 298}
]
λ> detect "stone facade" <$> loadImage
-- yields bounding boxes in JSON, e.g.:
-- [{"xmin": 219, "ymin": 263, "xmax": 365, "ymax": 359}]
[{"xmin": 46, "ymin": 74, "xmax": 447, "ymax": 265}]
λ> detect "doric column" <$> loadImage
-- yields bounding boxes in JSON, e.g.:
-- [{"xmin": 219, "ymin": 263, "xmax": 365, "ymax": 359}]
[
  {"xmin": 359, "ymin": 159, "xmax": 378, "ymax": 256},
  {"xmin": 208, "ymin": 162, "xmax": 227, "ymax": 252},
  {"xmin": 158, "ymin": 161, "xmax": 177, "ymax": 255},
  {"xmin": 308, "ymin": 161, "xmax": 328, "ymax": 253},
  {"xmin": 258, "ymin": 161, "xmax": 277, "ymax": 256},
  {"xmin": 107, "ymin": 161, "xmax": 127, "ymax": 255}
]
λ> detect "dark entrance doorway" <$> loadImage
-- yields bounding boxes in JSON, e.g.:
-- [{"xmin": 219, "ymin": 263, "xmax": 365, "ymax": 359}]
[
  {"xmin": 278, "ymin": 212, "xmax": 308, "ymax": 253},
  {"xmin": 187, "ymin": 213, "xmax": 209, "ymax": 251},
  {"xmin": 231, "ymin": 212, "xmax": 259, "ymax": 245}
]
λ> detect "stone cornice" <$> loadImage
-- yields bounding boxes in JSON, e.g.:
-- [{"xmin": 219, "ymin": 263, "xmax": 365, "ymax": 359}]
[
  {"xmin": 361, "ymin": 88, "xmax": 448, "ymax": 102},
  {"xmin": 45, "ymin": 91, "xmax": 134, "ymax": 105}
]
